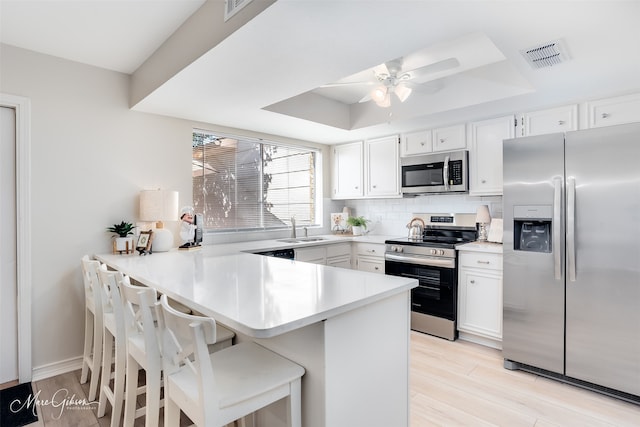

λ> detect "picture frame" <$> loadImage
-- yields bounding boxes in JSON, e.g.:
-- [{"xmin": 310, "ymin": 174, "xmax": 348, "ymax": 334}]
[{"xmin": 136, "ymin": 230, "xmax": 154, "ymax": 255}]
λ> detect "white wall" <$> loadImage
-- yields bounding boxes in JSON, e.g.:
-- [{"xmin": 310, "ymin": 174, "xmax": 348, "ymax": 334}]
[{"xmin": 0, "ymin": 44, "xmax": 328, "ymax": 375}]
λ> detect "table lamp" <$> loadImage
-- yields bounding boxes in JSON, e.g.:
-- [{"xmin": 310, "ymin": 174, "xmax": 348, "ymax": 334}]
[
  {"xmin": 139, "ymin": 189, "xmax": 179, "ymax": 252},
  {"xmin": 476, "ymin": 205, "xmax": 491, "ymax": 242}
]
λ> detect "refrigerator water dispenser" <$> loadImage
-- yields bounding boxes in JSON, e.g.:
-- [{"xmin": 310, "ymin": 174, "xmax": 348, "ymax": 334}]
[{"xmin": 513, "ymin": 205, "xmax": 552, "ymax": 253}]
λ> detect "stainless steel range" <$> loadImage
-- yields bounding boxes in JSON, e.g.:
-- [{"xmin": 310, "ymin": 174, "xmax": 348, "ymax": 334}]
[{"xmin": 385, "ymin": 213, "xmax": 477, "ymax": 340}]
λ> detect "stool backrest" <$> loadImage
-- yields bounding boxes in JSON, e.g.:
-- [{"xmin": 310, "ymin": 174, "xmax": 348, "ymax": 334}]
[
  {"xmin": 159, "ymin": 294, "xmax": 219, "ymax": 412},
  {"xmin": 120, "ymin": 280, "xmax": 161, "ymax": 361},
  {"xmin": 81, "ymin": 255, "xmax": 103, "ymax": 314},
  {"xmin": 97, "ymin": 269, "xmax": 127, "ymax": 338}
]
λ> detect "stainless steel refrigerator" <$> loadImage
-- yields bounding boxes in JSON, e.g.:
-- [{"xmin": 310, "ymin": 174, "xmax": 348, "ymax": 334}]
[{"xmin": 502, "ymin": 122, "xmax": 640, "ymax": 399}]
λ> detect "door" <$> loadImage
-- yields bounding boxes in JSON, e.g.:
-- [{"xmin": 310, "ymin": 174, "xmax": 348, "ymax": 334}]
[
  {"xmin": 0, "ymin": 106, "xmax": 18, "ymax": 383},
  {"xmin": 502, "ymin": 133, "xmax": 565, "ymax": 374},
  {"xmin": 565, "ymin": 123, "xmax": 640, "ymax": 395}
]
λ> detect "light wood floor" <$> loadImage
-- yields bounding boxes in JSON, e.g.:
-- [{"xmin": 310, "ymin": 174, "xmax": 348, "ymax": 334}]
[{"xmin": 19, "ymin": 331, "xmax": 640, "ymax": 426}]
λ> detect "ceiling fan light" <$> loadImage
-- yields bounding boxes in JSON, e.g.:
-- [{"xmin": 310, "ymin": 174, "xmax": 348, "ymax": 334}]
[
  {"xmin": 395, "ymin": 84, "xmax": 412, "ymax": 102},
  {"xmin": 375, "ymin": 93, "xmax": 391, "ymax": 108},
  {"xmin": 371, "ymin": 86, "xmax": 388, "ymax": 103}
]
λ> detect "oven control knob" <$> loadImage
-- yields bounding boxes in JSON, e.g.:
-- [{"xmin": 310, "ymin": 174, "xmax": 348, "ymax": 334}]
[
  {"xmin": 430, "ymin": 249, "xmax": 436, "ymax": 255},
  {"xmin": 438, "ymin": 250, "xmax": 445, "ymax": 255},
  {"xmin": 395, "ymin": 246, "xmax": 403, "ymax": 253}
]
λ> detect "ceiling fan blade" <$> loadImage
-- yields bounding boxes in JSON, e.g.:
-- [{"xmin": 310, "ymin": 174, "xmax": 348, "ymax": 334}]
[
  {"xmin": 405, "ymin": 57, "xmax": 460, "ymax": 79},
  {"xmin": 320, "ymin": 81, "xmax": 375, "ymax": 88},
  {"xmin": 358, "ymin": 93, "xmax": 373, "ymax": 103},
  {"xmin": 404, "ymin": 80, "xmax": 444, "ymax": 94}
]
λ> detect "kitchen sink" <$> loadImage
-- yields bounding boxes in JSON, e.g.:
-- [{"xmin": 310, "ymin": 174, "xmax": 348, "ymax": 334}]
[{"xmin": 276, "ymin": 237, "xmax": 327, "ymax": 243}]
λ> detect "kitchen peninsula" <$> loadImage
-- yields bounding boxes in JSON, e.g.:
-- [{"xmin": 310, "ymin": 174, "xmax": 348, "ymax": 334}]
[{"xmin": 96, "ymin": 248, "xmax": 417, "ymax": 427}]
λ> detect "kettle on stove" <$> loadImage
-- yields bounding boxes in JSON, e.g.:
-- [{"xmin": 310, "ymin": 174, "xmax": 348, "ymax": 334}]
[{"xmin": 406, "ymin": 217, "xmax": 425, "ymax": 240}]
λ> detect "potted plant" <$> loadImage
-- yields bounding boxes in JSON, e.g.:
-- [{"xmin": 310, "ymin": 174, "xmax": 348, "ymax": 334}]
[
  {"xmin": 347, "ymin": 216, "xmax": 369, "ymax": 236},
  {"xmin": 107, "ymin": 221, "xmax": 136, "ymax": 253}
]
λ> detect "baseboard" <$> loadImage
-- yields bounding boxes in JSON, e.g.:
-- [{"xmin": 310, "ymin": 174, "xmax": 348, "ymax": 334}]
[
  {"xmin": 31, "ymin": 356, "xmax": 83, "ymax": 382},
  {"xmin": 458, "ymin": 331, "xmax": 502, "ymax": 350}
]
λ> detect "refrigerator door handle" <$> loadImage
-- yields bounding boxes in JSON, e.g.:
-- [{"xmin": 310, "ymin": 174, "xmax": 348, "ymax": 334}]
[
  {"xmin": 567, "ymin": 177, "xmax": 576, "ymax": 281},
  {"xmin": 553, "ymin": 177, "xmax": 562, "ymax": 280},
  {"xmin": 443, "ymin": 155, "xmax": 450, "ymax": 191}
]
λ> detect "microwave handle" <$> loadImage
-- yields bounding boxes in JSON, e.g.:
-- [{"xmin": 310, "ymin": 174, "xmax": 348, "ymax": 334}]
[{"xmin": 443, "ymin": 155, "xmax": 450, "ymax": 190}]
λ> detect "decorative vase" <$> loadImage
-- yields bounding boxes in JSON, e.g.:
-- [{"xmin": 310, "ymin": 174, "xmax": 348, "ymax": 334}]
[{"xmin": 351, "ymin": 225, "xmax": 364, "ymax": 236}]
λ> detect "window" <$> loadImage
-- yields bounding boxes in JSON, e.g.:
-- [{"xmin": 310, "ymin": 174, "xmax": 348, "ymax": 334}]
[{"xmin": 192, "ymin": 129, "xmax": 319, "ymax": 232}]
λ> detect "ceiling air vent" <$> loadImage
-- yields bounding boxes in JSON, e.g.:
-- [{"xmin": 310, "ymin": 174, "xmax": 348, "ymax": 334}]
[
  {"xmin": 224, "ymin": 0, "xmax": 254, "ymax": 22},
  {"xmin": 520, "ymin": 39, "xmax": 570, "ymax": 69}
]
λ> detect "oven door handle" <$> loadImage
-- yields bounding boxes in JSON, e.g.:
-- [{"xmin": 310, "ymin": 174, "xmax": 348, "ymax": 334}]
[{"xmin": 385, "ymin": 253, "xmax": 455, "ymax": 268}]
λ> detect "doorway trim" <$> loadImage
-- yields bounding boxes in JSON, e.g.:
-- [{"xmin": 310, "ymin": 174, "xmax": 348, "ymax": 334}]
[{"xmin": 1, "ymin": 93, "xmax": 32, "ymax": 383}]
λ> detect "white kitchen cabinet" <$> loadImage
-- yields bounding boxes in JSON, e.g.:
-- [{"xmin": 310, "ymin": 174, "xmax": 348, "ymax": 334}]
[
  {"xmin": 354, "ymin": 242, "xmax": 385, "ymax": 274},
  {"xmin": 457, "ymin": 249, "xmax": 503, "ymax": 349},
  {"xmin": 401, "ymin": 124, "xmax": 465, "ymax": 157},
  {"xmin": 587, "ymin": 92, "xmax": 640, "ymax": 128},
  {"xmin": 468, "ymin": 115, "xmax": 515, "ymax": 196},
  {"xmin": 295, "ymin": 246, "xmax": 326, "ymax": 265},
  {"xmin": 326, "ymin": 243, "xmax": 352, "ymax": 269},
  {"xmin": 432, "ymin": 124, "xmax": 466, "ymax": 152},
  {"xmin": 519, "ymin": 104, "xmax": 578, "ymax": 137},
  {"xmin": 401, "ymin": 130, "xmax": 432, "ymax": 156},
  {"xmin": 365, "ymin": 136, "xmax": 400, "ymax": 198},
  {"xmin": 332, "ymin": 141, "xmax": 363, "ymax": 199}
]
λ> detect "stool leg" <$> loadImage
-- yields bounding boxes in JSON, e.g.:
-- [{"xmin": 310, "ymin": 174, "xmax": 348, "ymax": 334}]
[
  {"xmin": 109, "ymin": 338, "xmax": 127, "ymax": 427},
  {"xmin": 123, "ymin": 354, "xmax": 139, "ymax": 427},
  {"xmin": 145, "ymin": 364, "xmax": 161, "ymax": 427},
  {"xmin": 98, "ymin": 329, "xmax": 113, "ymax": 418},
  {"xmin": 164, "ymin": 391, "xmax": 180, "ymax": 427},
  {"xmin": 80, "ymin": 308, "xmax": 93, "ymax": 384},
  {"xmin": 288, "ymin": 378, "xmax": 302, "ymax": 427},
  {"xmin": 88, "ymin": 314, "xmax": 103, "ymax": 402}
]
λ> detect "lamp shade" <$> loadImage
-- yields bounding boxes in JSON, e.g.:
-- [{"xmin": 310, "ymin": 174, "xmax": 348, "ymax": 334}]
[
  {"xmin": 140, "ymin": 190, "xmax": 179, "ymax": 222},
  {"xmin": 475, "ymin": 205, "xmax": 491, "ymax": 224}
]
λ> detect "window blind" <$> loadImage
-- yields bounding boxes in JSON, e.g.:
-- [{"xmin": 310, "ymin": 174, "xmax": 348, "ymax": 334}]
[{"xmin": 192, "ymin": 130, "xmax": 318, "ymax": 232}]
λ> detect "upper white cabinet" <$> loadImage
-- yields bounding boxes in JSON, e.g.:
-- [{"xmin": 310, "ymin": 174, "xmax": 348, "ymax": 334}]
[
  {"xmin": 365, "ymin": 136, "xmax": 400, "ymax": 198},
  {"xmin": 401, "ymin": 124, "xmax": 465, "ymax": 156},
  {"xmin": 332, "ymin": 141, "xmax": 363, "ymax": 199},
  {"xmin": 401, "ymin": 130, "xmax": 432, "ymax": 156},
  {"xmin": 587, "ymin": 93, "xmax": 640, "ymax": 128},
  {"xmin": 432, "ymin": 124, "xmax": 467, "ymax": 152},
  {"xmin": 468, "ymin": 115, "xmax": 515, "ymax": 196},
  {"xmin": 332, "ymin": 136, "xmax": 400, "ymax": 200},
  {"xmin": 519, "ymin": 104, "xmax": 578, "ymax": 137}
]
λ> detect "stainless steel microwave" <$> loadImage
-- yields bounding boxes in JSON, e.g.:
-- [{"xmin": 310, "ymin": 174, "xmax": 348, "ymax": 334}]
[{"xmin": 401, "ymin": 150, "xmax": 469, "ymax": 195}]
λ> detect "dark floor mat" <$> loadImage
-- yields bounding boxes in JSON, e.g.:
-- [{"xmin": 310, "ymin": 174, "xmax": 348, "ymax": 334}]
[{"xmin": 0, "ymin": 383, "xmax": 38, "ymax": 427}]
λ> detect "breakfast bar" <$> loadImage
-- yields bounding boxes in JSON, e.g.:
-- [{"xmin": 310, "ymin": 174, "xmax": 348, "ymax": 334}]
[{"xmin": 96, "ymin": 249, "xmax": 417, "ymax": 427}]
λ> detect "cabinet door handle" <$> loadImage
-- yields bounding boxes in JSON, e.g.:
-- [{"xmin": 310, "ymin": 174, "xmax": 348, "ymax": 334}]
[
  {"xmin": 372, "ymin": 185, "xmax": 377, "ymax": 188},
  {"xmin": 366, "ymin": 249, "xmax": 376, "ymax": 253},
  {"xmin": 374, "ymin": 266, "xmax": 379, "ymax": 270},
  {"xmin": 601, "ymin": 112, "xmax": 610, "ymax": 119},
  {"xmin": 477, "ymin": 260, "xmax": 490, "ymax": 264},
  {"xmin": 420, "ymin": 142, "xmax": 425, "ymax": 146},
  {"xmin": 470, "ymin": 280, "xmax": 475, "ymax": 284},
  {"xmin": 558, "ymin": 120, "xmax": 565, "ymax": 125},
  {"xmin": 440, "ymin": 138, "xmax": 445, "ymax": 143}
]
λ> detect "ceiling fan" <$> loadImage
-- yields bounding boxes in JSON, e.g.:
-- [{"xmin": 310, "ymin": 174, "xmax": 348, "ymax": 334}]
[{"xmin": 321, "ymin": 57, "xmax": 460, "ymax": 107}]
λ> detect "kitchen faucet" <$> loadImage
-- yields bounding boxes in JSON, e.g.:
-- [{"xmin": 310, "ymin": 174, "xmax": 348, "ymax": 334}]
[{"xmin": 290, "ymin": 217, "xmax": 296, "ymax": 238}]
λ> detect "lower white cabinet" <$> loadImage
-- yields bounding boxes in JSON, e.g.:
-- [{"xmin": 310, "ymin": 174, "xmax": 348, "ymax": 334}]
[
  {"xmin": 457, "ymin": 249, "xmax": 503, "ymax": 348},
  {"xmin": 326, "ymin": 243, "xmax": 352, "ymax": 269},
  {"xmin": 295, "ymin": 246, "xmax": 326, "ymax": 265},
  {"xmin": 354, "ymin": 242, "xmax": 385, "ymax": 274}
]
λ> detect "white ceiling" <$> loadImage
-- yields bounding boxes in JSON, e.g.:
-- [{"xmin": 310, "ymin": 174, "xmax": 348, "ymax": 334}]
[{"xmin": 2, "ymin": 1, "xmax": 640, "ymax": 144}]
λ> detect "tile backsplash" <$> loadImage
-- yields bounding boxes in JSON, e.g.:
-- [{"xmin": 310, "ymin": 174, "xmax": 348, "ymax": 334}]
[{"xmin": 327, "ymin": 194, "xmax": 502, "ymax": 237}]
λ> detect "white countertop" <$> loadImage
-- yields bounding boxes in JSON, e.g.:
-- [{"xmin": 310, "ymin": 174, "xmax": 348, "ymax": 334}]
[
  {"xmin": 456, "ymin": 241, "xmax": 503, "ymax": 254},
  {"xmin": 96, "ymin": 248, "xmax": 415, "ymax": 339}
]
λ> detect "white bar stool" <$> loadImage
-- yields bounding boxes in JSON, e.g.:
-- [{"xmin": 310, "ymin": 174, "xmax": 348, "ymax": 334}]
[
  {"xmin": 159, "ymin": 294, "xmax": 305, "ymax": 427},
  {"xmin": 80, "ymin": 255, "xmax": 104, "ymax": 402},
  {"xmin": 97, "ymin": 268, "xmax": 135, "ymax": 427}
]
